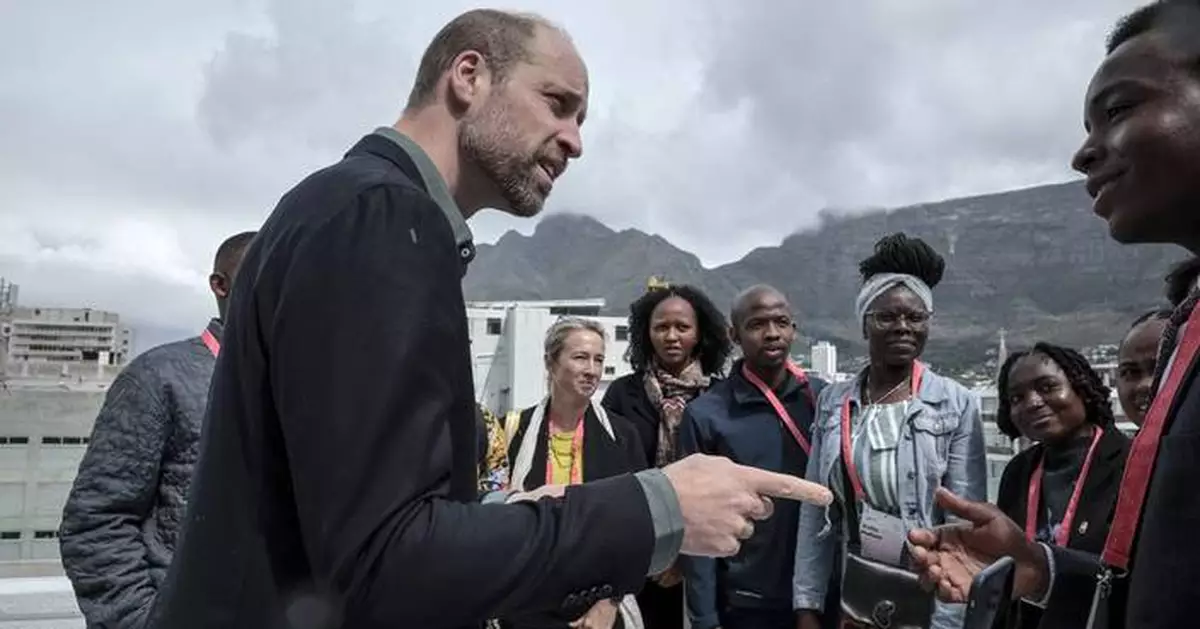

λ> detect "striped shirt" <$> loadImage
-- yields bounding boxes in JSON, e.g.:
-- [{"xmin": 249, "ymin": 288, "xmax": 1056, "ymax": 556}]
[{"xmin": 832, "ymin": 400, "xmax": 908, "ymax": 516}]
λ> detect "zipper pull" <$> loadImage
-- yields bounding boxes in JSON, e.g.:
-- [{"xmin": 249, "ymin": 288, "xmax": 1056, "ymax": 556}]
[{"xmin": 1085, "ymin": 568, "xmax": 1113, "ymax": 629}]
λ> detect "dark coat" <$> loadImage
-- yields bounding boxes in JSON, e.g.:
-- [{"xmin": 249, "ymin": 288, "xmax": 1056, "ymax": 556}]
[
  {"xmin": 677, "ymin": 362, "xmax": 833, "ymax": 629},
  {"xmin": 59, "ymin": 319, "xmax": 222, "ymax": 629},
  {"xmin": 1041, "ymin": 321, "xmax": 1200, "ymax": 628},
  {"xmin": 991, "ymin": 426, "xmax": 1130, "ymax": 629},
  {"xmin": 601, "ymin": 371, "xmax": 718, "ymax": 629},
  {"xmin": 148, "ymin": 133, "xmax": 658, "ymax": 629},
  {"xmin": 501, "ymin": 403, "xmax": 646, "ymax": 629}
]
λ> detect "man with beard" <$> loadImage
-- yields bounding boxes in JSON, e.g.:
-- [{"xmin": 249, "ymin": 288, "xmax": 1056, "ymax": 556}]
[
  {"xmin": 678, "ymin": 286, "xmax": 837, "ymax": 629},
  {"xmin": 905, "ymin": 1, "xmax": 1200, "ymax": 627},
  {"xmin": 149, "ymin": 10, "xmax": 832, "ymax": 629}
]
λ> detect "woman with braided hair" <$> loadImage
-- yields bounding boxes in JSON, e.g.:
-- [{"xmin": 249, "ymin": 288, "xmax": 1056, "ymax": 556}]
[
  {"xmin": 990, "ymin": 342, "xmax": 1131, "ymax": 629},
  {"xmin": 793, "ymin": 233, "xmax": 986, "ymax": 629}
]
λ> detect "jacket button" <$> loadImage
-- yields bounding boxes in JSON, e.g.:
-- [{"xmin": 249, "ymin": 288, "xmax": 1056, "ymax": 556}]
[
  {"xmin": 599, "ymin": 585, "xmax": 614, "ymax": 598},
  {"xmin": 563, "ymin": 594, "xmax": 580, "ymax": 609},
  {"xmin": 906, "ymin": 471, "xmax": 915, "ymax": 480}
]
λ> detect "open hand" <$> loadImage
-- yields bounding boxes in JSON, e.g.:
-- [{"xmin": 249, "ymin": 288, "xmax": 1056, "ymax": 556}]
[
  {"xmin": 569, "ymin": 598, "xmax": 618, "ymax": 629},
  {"xmin": 663, "ymin": 454, "xmax": 833, "ymax": 558},
  {"xmin": 907, "ymin": 488, "xmax": 1049, "ymax": 603}
]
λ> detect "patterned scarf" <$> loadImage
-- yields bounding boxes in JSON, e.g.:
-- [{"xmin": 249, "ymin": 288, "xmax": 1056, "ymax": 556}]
[
  {"xmin": 644, "ymin": 360, "xmax": 711, "ymax": 467},
  {"xmin": 1153, "ymin": 287, "xmax": 1200, "ymax": 392}
]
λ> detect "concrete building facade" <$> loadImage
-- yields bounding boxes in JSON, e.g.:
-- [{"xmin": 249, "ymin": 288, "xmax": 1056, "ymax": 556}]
[{"xmin": 468, "ymin": 299, "xmax": 633, "ymax": 415}]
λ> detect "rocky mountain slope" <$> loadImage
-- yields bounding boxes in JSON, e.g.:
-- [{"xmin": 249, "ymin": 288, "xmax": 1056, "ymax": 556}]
[{"xmin": 463, "ymin": 181, "xmax": 1186, "ymax": 370}]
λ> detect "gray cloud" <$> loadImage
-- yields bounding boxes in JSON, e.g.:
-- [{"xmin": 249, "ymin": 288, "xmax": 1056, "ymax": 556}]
[{"xmin": 0, "ymin": 0, "xmax": 1141, "ymax": 344}]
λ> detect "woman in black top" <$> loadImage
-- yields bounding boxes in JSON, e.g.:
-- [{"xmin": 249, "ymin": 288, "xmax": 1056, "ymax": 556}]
[
  {"xmin": 991, "ymin": 342, "xmax": 1131, "ymax": 629},
  {"xmin": 602, "ymin": 284, "xmax": 732, "ymax": 629}
]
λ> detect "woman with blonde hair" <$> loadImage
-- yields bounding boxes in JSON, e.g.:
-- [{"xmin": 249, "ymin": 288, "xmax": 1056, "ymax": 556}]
[{"xmin": 499, "ymin": 317, "xmax": 647, "ymax": 629}]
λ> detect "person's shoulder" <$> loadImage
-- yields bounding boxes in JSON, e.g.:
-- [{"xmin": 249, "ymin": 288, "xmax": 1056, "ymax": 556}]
[
  {"xmin": 691, "ymin": 377, "xmax": 734, "ymax": 410},
  {"xmin": 118, "ymin": 337, "xmax": 208, "ymax": 384}
]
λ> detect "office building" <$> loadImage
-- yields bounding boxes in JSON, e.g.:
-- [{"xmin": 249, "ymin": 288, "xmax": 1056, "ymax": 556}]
[
  {"xmin": 810, "ymin": 341, "xmax": 838, "ymax": 379},
  {"xmin": 469, "ymin": 299, "xmax": 633, "ymax": 414}
]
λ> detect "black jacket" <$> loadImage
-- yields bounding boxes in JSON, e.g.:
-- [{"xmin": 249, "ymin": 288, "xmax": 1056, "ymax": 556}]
[
  {"xmin": 148, "ymin": 133, "xmax": 657, "ymax": 629},
  {"xmin": 677, "ymin": 362, "xmax": 829, "ymax": 629},
  {"xmin": 59, "ymin": 318, "xmax": 222, "ymax": 629},
  {"xmin": 601, "ymin": 371, "xmax": 717, "ymax": 629},
  {"xmin": 501, "ymin": 403, "xmax": 646, "ymax": 629},
  {"xmin": 991, "ymin": 426, "xmax": 1130, "ymax": 629},
  {"xmin": 1040, "ymin": 336, "xmax": 1200, "ymax": 628}
]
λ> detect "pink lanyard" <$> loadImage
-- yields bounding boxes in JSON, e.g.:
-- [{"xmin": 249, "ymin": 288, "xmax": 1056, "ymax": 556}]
[
  {"xmin": 740, "ymin": 361, "xmax": 816, "ymax": 455},
  {"xmin": 1025, "ymin": 426, "xmax": 1105, "ymax": 546},
  {"xmin": 200, "ymin": 328, "xmax": 220, "ymax": 357},
  {"xmin": 839, "ymin": 362, "xmax": 924, "ymax": 501},
  {"xmin": 1103, "ymin": 305, "xmax": 1200, "ymax": 570}
]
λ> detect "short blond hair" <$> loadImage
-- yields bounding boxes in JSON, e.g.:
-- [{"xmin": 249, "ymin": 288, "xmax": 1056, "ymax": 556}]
[{"xmin": 544, "ymin": 317, "xmax": 607, "ymax": 364}]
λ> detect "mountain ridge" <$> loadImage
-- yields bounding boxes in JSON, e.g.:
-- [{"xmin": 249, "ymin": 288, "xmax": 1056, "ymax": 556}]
[{"xmin": 463, "ymin": 181, "xmax": 1186, "ymax": 370}]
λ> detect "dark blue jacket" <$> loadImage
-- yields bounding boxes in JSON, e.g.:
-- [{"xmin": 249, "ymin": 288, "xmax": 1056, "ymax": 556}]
[
  {"xmin": 60, "ymin": 318, "xmax": 222, "ymax": 629},
  {"xmin": 678, "ymin": 360, "xmax": 830, "ymax": 629}
]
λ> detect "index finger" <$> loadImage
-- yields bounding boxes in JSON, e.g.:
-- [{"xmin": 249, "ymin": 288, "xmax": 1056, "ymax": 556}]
[{"xmin": 735, "ymin": 465, "xmax": 833, "ymax": 506}]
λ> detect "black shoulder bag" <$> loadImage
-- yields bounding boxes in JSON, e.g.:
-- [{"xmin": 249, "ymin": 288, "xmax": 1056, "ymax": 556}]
[{"xmin": 839, "ymin": 454, "xmax": 936, "ymax": 629}]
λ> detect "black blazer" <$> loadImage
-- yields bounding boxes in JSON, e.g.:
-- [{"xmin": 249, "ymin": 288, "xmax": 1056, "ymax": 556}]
[
  {"xmin": 1043, "ymin": 343, "xmax": 1200, "ymax": 629},
  {"xmin": 991, "ymin": 426, "xmax": 1130, "ymax": 629},
  {"xmin": 601, "ymin": 372, "xmax": 661, "ymax": 469},
  {"xmin": 507, "ymin": 403, "xmax": 646, "ymax": 492},
  {"xmin": 148, "ymin": 133, "xmax": 658, "ymax": 629}
]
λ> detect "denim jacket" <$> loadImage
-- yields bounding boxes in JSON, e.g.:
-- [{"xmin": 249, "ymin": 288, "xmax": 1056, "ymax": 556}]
[{"xmin": 791, "ymin": 366, "xmax": 987, "ymax": 629}]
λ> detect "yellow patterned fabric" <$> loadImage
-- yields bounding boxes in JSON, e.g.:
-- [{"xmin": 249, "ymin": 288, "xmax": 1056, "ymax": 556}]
[{"xmin": 477, "ymin": 406, "xmax": 510, "ymax": 493}]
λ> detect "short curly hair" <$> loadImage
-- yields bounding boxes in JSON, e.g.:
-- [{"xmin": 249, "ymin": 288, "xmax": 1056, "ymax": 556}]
[
  {"xmin": 624, "ymin": 284, "xmax": 732, "ymax": 376},
  {"xmin": 995, "ymin": 342, "xmax": 1115, "ymax": 440}
]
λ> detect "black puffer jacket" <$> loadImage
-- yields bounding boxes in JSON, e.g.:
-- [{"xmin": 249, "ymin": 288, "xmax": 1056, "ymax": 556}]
[{"xmin": 59, "ymin": 319, "xmax": 221, "ymax": 629}]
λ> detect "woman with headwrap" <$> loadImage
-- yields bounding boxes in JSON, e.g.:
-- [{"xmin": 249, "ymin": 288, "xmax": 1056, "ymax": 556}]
[
  {"xmin": 792, "ymin": 233, "xmax": 987, "ymax": 629},
  {"xmin": 602, "ymin": 284, "xmax": 733, "ymax": 629}
]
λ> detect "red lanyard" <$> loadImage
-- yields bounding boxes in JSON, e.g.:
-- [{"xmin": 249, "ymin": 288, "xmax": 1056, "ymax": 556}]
[
  {"xmin": 740, "ymin": 361, "xmax": 817, "ymax": 455},
  {"xmin": 545, "ymin": 417, "xmax": 585, "ymax": 485},
  {"xmin": 1025, "ymin": 426, "xmax": 1104, "ymax": 546},
  {"xmin": 1103, "ymin": 305, "xmax": 1200, "ymax": 570},
  {"xmin": 839, "ymin": 362, "xmax": 924, "ymax": 501},
  {"xmin": 200, "ymin": 328, "xmax": 220, "ymax": 357}
]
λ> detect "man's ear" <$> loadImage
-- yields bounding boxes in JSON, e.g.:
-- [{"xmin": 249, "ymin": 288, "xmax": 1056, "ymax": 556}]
[
  {"xmin": 209, "ymin": 272, "xmax": 229, "ymax": 300},
  {"xmin": 446, "ymin": 50, "xmax": 490, "ymax": 111}
]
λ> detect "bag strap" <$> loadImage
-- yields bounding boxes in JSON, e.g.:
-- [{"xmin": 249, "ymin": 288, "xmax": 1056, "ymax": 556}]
[{"xmin": 840, "ymin": 440, "xmax": 863, "ymax": 553}]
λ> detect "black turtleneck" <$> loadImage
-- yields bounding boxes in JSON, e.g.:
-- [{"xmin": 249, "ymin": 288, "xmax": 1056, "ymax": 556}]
[{"xmin": 1036, "ymin": 426, "xmax": 1094, "ymax": 539}]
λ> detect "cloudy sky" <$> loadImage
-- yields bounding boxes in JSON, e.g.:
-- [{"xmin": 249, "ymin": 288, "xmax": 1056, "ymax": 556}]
[{"xmin": 0, "ymin": 0, "xmax": 1138, "ymax": 348}]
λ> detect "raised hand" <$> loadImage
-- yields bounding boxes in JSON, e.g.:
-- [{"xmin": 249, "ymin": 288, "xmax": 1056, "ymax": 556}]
[
  {"xmin": 662, "ymin": 454, "xmax": 833, "ymax": 558},
  {"xmin": 907, "ymin": 488, "xmax": 1049, "ymax": 603}
]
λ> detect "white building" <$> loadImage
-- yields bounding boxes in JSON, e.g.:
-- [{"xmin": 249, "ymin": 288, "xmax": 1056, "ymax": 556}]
[
  {"xmin": 468, "ymin": 299, "xmax": 633, "ymax": 414},
  {"xmin": 809, "ymin": 341, "xmax": 838, "ymax": 379},
  {"xmin": 1, "ymin": 306, "xmax": 132, "ymax": 385}
]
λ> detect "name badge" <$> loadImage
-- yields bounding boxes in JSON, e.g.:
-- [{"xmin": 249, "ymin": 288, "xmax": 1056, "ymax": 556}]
[{"xmin": 859, "ymin": 505, "xmax": 908, "ymax": 566}]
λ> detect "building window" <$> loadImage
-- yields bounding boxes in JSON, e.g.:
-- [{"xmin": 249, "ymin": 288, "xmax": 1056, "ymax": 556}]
[
  {"xmin": 33, "ymin": 531, "xmax": 57, "ymax": 540},
  {"xmin": 486, "ymin": 318, "xmax": 502, "ymax": 335},
  {"xmin": 41, "ymin": 437, "xmax": 61, "ymax": 445},
  {"xmin": 0, "ymin": 437, "xmax": 28, "ymax": 445},
  {"xmin": 615, "ymin": 325, "xmax": 629, "ymax": 341},
  {"xmin": 604, "ymin": 366, "xmax": 616, "ymax": 375},
  {"xmin": 0, "ymin": 532, "xmax": 18, "ymax": 540}
]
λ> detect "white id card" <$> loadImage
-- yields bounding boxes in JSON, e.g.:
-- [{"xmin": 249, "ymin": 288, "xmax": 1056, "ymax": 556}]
[{"xmin": 859, "ymin": 505, "xmax": 908, "ymax": 566}]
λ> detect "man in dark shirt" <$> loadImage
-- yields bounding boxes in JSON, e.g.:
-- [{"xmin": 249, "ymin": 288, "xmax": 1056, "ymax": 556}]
[
  {"xmin": 150, "ymin": 10, "xmax": 831, "ymax": 629},
  {"xmin": 59, "ymin": 231, "xmax": 255, "ymax": 629},
  {"xmin": 906, "ymin": 2, "xmax": 1200, "ymax": 627},
  {"xmin": 680, "ymin": 285, "xmax": 837, "ymax": 629}
]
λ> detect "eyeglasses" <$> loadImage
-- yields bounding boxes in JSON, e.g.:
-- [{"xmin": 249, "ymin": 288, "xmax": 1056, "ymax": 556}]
[{"xmin": 864, "ymin": 310, "xmax": 931, "ymax": 328}]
